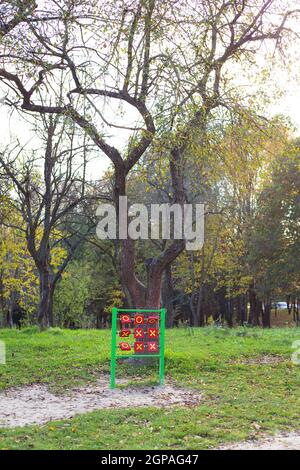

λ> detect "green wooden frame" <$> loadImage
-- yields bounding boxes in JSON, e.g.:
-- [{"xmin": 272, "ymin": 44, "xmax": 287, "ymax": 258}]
[{"xmin": 110, "ymin": 308, "xmax": 166, "ymax": 389}]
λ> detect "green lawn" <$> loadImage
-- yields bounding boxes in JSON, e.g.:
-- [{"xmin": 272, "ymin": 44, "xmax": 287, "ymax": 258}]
[{"xmin": 0, "ymin": 326, "xmax": 300, "ymax": 449}]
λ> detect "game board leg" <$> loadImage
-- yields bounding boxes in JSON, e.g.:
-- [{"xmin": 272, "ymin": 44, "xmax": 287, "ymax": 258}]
[
  {"xmin": 110, "ymin": 308, "xmax": 117, "ymax": 388},
  {"xmin": 110, "ymin": 356, "xmax": 116, "ymax": 389},
  {"xmin": 159, "ymin": 308, "xmax": 166, "ymax": 386}
]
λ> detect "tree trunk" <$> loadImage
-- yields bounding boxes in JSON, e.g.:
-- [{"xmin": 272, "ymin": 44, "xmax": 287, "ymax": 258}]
[
  {"xmin": 262, "ymin": 301, "xmax": 271, "ymax": 328},
  {"xmin": 161, "ymin": 265, "xmax": 175, "ymax": 327},
  {"xmin": 292, "ymin": 296, "xmax": 297, "ymax": 324},
  {"xmin": 146, "ymin": 263, "xmax": 164, "ymax": 308},
  {"xmin": 7, "ymin": 299, "xmax": 14, "ymax": 328},
  {"xmin": 287, "ymin": 295, "xmax": 292, "ymax": 315},
  {"xmin": 193, "ymin": 245, "xmax": 205, "ymax": 327},
  {"xmin": 236, "ymin": 294, "xmax": 247, "ymax": 325},
  {"xmin": 225, "ymin": 297, "xmax": 234, "ymax": 327},
  {"xmin": 37, "ymin": 267, "xmax": 52, "ymax": 327},
  {"xmin": 116, "ymin": 141, "xmax": 186, "ymax": 311},
  {"xmin": 249, "ymin": 287, "xmax": 261, "ymax": 326},
  {"xmin": 48, "ymin": 285, "xmax": 54, "ymax": 327},
  {"xmin": 115, "ymin": 168, "xmax": 147, "ymax": 309}
]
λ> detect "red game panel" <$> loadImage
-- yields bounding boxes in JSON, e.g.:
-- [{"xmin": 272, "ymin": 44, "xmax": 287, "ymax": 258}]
[
  {"xmin": 134, "ymin": 314, "xmax": 144, "ymax": 325},
  {"xmin": 119, "ymin": 342, "xmax": 131, "ymax": 351},
  {"xmin": 120, "ymin": 314, "xmax": 131, "ymax": 324},
  {"xmin": 134, "ymin": 328, "xmax": 144, "ymax": 339},
  {"xmin": 148, "ymin": 327, "xmax": 158, "ymax": 338},
  {"xmin": 148, "ymin": 342, "xmax": 159, "ymax": 353},
  {"xmin": 134, "ymin": 342, "xmax": 145, "ymax": 353},
  {"xmin": 147, "ymin": 316, "xmax": 159, "ymax": 325},
  {"xmin": 119, "ymin": 329, "xmax": 131, "ymax": 338}
]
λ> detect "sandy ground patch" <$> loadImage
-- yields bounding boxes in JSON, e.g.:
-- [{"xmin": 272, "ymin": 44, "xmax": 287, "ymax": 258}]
[
  {"xmin": 219, "ymin": 432, "xmax": 300, "ymax": 450},
  {"xmin": 0, "ymin": 377, "xmax": 202, "ymax": 428},
  {"xmin": 228, "ymin": 355, "xmax": 286, "ymax": 365}
]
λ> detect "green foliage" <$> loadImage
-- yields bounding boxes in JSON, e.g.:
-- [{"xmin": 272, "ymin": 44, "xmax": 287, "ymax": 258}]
[
  {"xmin": 0, "ymin": 199, "xmax": 39, "ymax": 318},
  {"xmin": 249, "ymin": 141, "xmax": 300, "ymax": 299},
  {"xmin": 52, "ymin": 243, "xmax": 123, "ymax": 327},
  {"xmin": 54, "ymin": 261, "xmax": 92, "ymax": 328}
]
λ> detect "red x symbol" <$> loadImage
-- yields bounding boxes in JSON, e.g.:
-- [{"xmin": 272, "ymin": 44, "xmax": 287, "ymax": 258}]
[
  {"xmin": 134, "ymin": 342, "xmax": 144, "ymax": 353},
  {"xmin": 119, "ymin": 329, "xmax": 131, "ymax": 338},
  {"xmin": 134, "ymin": 328, "xmax": 144, "ymax": 338},
  {"xmin": 148, "ymin": 328, "xmax": 158, "ymax": 338},
  {"xmin": 148, "ymin": 342, "xmax": 158, "ymax": 353}
]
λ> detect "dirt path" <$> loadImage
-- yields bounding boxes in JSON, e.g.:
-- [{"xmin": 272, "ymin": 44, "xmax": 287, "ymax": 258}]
[
  {"xmin": 219, "ymin": 433, "xmax": 300, "ymax": 450},
  {"xmin": 0, "ymin": 377, "xmax": 202, "ymax": 428}
]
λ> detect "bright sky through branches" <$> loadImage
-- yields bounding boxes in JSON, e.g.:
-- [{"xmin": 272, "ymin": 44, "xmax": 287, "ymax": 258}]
[{"xmin": 1, "ymin": 0, "xmax": 300, "ymax": 179}]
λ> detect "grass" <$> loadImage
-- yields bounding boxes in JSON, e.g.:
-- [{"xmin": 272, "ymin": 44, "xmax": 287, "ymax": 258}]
[
  {"xmin": 0, "ymin": 327, "xmax": 111, "ymax": 391},
  {"xmin": 0, "ymin": 326, "xmax": 300, "ymax": 449}
]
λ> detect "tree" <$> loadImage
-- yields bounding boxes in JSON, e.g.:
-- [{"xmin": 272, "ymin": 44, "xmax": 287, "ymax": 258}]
[
  {"xmin": 0, "ymin": 0, "xmax": 299, "ymax": 309},
  {"xmin": 204, "ymin": 114, "xmax": 290, "ymax": 326},
  {"xmin": 249, "ymin": 140, "xmax": 300, "ymax": 326},
  {"xmin": 0, "ymin": 115, "xmax": 91, "ymax": 326},
  {"xmin": 0, "ymin": 1, "xmax": 36, "ymax": 39},
  {"xmin": 0, "ymin": 197, "xmax": 38, "ymax": 326},
  {"xmin": 156, "ymin": 113, "xmax": 291, "ymax": 327},
  {"xmin": 53, "ymin": 241, "xmax": 123, "ymax": 329}
]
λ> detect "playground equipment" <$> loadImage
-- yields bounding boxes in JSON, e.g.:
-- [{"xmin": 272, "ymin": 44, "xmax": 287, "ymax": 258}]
[{"xmin": 110, "ymin": 308, "xmax": 166, "ymax": 388}]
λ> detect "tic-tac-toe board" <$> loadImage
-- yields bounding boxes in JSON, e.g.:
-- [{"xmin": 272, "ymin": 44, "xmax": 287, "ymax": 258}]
[{"xmin": 110, "ymin": 308, "xmax": 166, "ymax": 388}]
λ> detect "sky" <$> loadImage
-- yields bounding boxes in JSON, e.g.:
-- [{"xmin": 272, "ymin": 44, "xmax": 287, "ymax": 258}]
[
  {"xmin": 2, "ymin": 70, "xmax": 300, "ymax": 180},
  {"xmin": 271, "ymin": 88, "xmax": 300, "ymax": 129},
  {"xmin": 2, "ymin": 67, "xmax": 300, "ymax": 179},
  {"xmin": 1, "ymin": 2, "xmax": 300, "ymax": 179}
]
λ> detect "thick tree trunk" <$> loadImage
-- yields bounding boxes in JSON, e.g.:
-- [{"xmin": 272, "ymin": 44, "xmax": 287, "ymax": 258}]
[
  {"xmin": 122, "ymin": 239, "xmax": 185, "ymax": 310},
  {"xmin": 116, "ymin": 140, "xmax": 186, "ymax": 311},
  {"xmin": 146, "ymin": 263, "xmax": 164, "ymax": 308},
  {"xmin": 121, "ymin": 239, "xmax": 146, "ymax": 308},
  {"xmin": 115, "ymin": 167, "xmax": 147, "ymax": 309},
  {"xmin": 37, "ymin": 267, "xmax": 53, "ymax": 327},
  {"xmin": 146, "ymin": 240, "xmax": 185, "ymax": 309}
]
